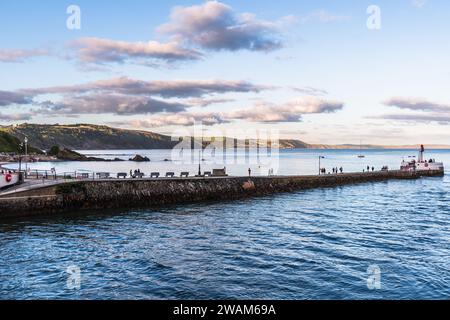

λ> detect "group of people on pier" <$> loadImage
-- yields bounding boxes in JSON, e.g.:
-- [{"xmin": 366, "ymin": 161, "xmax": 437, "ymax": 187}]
[
  {"xmin": 321, "ymin": 167, "xmax": 344, "ymax": 175},
  {"xmin": 363, "ymin": 166, "xmax": 375, "ymax": 173}
]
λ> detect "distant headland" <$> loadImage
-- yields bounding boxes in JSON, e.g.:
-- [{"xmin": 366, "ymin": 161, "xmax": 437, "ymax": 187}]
[{"xmin": 1, "ymin": 123, "xmax": 450, "ymax": 154}]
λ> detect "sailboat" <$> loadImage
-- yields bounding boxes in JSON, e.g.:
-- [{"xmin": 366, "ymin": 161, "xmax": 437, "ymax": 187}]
[{"xmin": 357, "ymin": 140, "xmax": 365, "ymax": 158}]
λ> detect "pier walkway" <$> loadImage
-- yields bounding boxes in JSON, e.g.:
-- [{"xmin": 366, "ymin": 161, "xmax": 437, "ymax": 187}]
[{"xmin": 0, "ymin": 169, "xmax": 444, "ymax": 219}]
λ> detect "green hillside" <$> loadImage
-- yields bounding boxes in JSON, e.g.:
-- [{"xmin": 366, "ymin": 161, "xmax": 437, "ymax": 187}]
[
  {"xmin": 3, "ymin": 123, "xmax": 313, "ymax": 151},
  {"xmin": 0, "ymin": 130, "xmax": 22, "ymax": 153},
  {"xmin": 5, "ymin": 124, "xmax": 179, "ymax": 151},
  {"xmin": 0, "ymin": 129, "xmax": 42, "ymax": 153}
]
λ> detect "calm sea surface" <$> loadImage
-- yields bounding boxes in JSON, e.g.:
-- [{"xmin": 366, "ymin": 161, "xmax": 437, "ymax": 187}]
[{"xmin": 1, "ymin": 149, "xmax": 449, "ymax": 299}]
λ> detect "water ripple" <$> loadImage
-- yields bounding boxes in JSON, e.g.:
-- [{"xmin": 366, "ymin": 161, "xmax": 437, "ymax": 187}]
[{"xmin": 1, "ymin": 151, "xmax": 450, "ymax": 299}]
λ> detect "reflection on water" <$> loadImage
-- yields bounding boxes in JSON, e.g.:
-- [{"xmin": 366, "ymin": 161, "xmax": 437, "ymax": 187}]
[{"xmin": 0, "ymin": 150, "xmax": 449, "ymax": 299}]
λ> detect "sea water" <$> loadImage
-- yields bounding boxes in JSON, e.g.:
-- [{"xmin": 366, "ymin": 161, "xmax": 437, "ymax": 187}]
[{"xmin": 0, "ymin": 149, "xmax": 449, "ymax": 299}]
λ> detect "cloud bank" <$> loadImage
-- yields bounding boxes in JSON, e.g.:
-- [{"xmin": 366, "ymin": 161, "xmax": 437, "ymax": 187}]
[
  {"xmin": 25, "ymin": 77, "xmax": 269, "ymax": 99},
  {"xmin": 123, "ymin": 96, "xmax": 344, "ymax": 127},
  {"xmin": 379, "ymin": 97, "xmax": 450, "ymax": 125},
  {"xmin": 0, "ymin": 90, "xmax": 33, "ymax": 106},
  {"xmin": 383, "ymin": 97, "xmax": 450, "ymax": 112},
  {"xmin": 1, "ymin": 77, "xmax": 272, "ymax": 117},
  {"xmin": 376, "ymin": 113, "xmax": 450, "ymax": 124},
  {"xmin": 70, "ymin": 38, "xmax": 203, "ymax": 66}
]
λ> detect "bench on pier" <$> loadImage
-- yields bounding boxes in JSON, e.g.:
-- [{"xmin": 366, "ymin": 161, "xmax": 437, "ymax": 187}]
[
  {"xmin": 117, "ymin": 172, "xmax": 127, "ymax": 179},
  {"xmin": 180, "ymin": 172, "xmax": 189, "ymax": 178},
  {"xmin": 165, "ymin": 172, "xmax": 175, "ymax": 178},
  {"xmin": 133, "ymin": 172, "xmax": 145, "ymax": 179},
  {"xmin": 204, "ymin": 171, "xmax": 212, "ymax": 177},
  {"xmin": 212, "ymin": 168, "xmax": 228, "ymax": 177},
  {"xmin": 96, "ymin": 172, "xmax": 110, "ymax": 179},
  {"xmin": 78, "ymin": 173, "xmax": 90, "ymax": 179},
  {"xmin": 150, "ymin": 172, "xmax": 160, "ymax": 178}
]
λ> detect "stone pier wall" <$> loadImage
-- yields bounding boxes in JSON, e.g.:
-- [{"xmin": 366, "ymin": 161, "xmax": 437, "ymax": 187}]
[{"xmin": 0, "ymin": 170, "xmax": 443, "ymax": 219}]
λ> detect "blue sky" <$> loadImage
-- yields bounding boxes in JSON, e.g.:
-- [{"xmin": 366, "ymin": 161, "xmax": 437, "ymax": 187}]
[{"xmin": 1, "ymin": 0, "xmax": 449, "ymax": 145}]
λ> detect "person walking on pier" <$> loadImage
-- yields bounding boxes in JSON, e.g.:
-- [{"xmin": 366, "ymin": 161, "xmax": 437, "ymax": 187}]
[
  {"xmin": 248, "ymin": 168, "xmax": 252, "ymax": 177},
  {"xmin": 372, "ymin": 166, "xmax": 375, "ymax": 172}
]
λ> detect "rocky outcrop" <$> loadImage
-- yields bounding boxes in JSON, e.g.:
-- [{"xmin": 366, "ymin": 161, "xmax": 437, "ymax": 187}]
[
  {"xmin": 129, "ymin": 155, "xmax": 150, "ymax": 162},
  {"xmin": 47, "ymin": 146, "xmax": 123, "ymax": 162}
]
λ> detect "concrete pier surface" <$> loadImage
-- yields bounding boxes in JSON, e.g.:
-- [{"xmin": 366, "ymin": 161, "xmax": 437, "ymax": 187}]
[{"xmin": 0, "ymin": 169, "xmax": 444, "ymax": 219}]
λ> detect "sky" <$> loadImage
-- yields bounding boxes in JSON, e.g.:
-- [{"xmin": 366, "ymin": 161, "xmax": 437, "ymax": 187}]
[{"xmin": 0, "ymin": 0, "xmax": 449, "ymax": 145}]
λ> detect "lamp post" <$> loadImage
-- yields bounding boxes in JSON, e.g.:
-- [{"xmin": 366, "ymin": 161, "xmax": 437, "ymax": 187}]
[
  {"xmin": 319, "ymin": 156, "xmax": 325, "ymax": 175},
  {"xmin": 18, "ymin": 142, "xmax": 23, "ymax": 173},
  {"xmin": 24, "ymin": 137, "xmax": 28, "ymax": 177},
  {"xmin": 198, "ymin": 150, "xmax": 202, "ymax": 176}
]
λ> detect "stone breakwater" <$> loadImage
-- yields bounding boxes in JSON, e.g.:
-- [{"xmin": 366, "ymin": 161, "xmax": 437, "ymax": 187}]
[{"xmin": 0, "ymin": 170, "xmax": 444, "ymax": 219}]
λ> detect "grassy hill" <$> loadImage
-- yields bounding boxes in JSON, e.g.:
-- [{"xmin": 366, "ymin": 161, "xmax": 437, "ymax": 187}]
[
  {"xmin": 4, "ymin": 123, "xmax": 312, "ymax": 151},
  {"xmin": 5, "ymin": 124, "xmax": 179, "ymax": 151},
  {"xmin": 7, "ymin": 123, "xmax": 440, "ymax": 152},
  {"xmin": 0, "ymin": 128, "xmax": 42, "ymax": 153},
  {"xmin": 0, "ymin": 130, "xmax": 23, "ymax": 153}
]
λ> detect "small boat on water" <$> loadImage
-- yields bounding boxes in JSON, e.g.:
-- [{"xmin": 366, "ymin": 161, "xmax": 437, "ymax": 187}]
[
  {"xmin": 357, "ymin": 140, "xmax": 365, "ymax": 158},
  {"xmin": 400, "ymin": 145, "xmax": 444, "ymax": 173}
]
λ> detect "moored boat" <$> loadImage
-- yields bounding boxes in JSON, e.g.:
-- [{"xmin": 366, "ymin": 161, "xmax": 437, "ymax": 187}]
[{"xmin": 400, "ymin": 145, "xmax": 444, "ymax": 173}]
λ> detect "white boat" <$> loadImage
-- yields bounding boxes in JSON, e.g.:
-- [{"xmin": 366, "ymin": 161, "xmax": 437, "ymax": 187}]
[
  {"xmin": 400, "ymin": 145, "xmax": 444, "ymax": 173},
  {"xmin": 0, "ymin": 171, "xmax": 20, "ymax": 189},
  {"xmin": 357, "ymin": 140, "xmax": 365, "ymax": 158}
]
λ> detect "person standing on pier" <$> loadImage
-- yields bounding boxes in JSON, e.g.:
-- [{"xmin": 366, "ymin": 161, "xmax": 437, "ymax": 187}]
[{"xmin": 248, "ymin": 168, "xmax": 252, "ymax": 177}]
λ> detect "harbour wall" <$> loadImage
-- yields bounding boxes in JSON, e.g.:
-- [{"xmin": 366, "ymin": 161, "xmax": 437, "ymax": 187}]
[{"xmin": 0, "ymin": 170, "xmax": 444, "ymax": 219}]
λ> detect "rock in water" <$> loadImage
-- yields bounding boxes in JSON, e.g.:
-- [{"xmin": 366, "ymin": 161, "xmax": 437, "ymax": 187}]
[{"xmin": 129, "ymin": 155, "xmax": 150, "ymax": 162}]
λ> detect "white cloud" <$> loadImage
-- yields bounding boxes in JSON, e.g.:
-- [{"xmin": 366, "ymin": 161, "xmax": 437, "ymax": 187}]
[
  {"xmin": 69, "ymin": 38, "xmax": 202, "ymax": 66},
  {"xmin": 229, "ymin": 97, "xmax": 343, "ymax": 122},
  {"xmin": 0, "ymin": 48, "xmax": 48, "ymax": 63},
  {"xmin": 157, "ymin": 1, "xmax": 283, "ymax": 52},
  {"xmin": 411, "ymin": 0, "xmax": 427, "ymax": 8}
]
